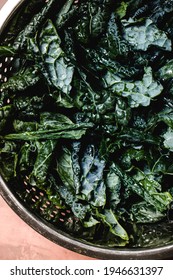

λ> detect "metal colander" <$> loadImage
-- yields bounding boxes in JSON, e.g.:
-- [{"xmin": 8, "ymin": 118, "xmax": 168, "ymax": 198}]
[{"xmin": 1, "ymin": 0, "xmax": 173, "ymax": 260}]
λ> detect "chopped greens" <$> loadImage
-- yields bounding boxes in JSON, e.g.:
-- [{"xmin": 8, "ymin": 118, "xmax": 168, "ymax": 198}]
[{"xmin": 0, "ymin": 0, "xmax": 173, "ymax": 248}]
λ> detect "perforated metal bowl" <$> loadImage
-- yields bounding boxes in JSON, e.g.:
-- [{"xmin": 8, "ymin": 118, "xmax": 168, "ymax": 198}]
[{"xmin": 1, "ymin": 0, "xmax": 173, "ymax": 259}]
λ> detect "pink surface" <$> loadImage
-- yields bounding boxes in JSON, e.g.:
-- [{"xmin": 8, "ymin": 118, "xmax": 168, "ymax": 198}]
[
  {"xmin": 0, "ymin": 0, "xmax": 6, "ymax": 9},
  {"xmin": 0, "ymin": 0, "xmax": 93, "ymax": 260},
  {"xmin": 0, "ymin": 196, "xmax": 94, "ymax": 260}
]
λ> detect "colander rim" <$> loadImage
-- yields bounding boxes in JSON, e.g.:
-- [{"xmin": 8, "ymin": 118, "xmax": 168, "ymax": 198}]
[{"xmin": 0, "ymin": 0, "xmax": 173, "ymax": 260}]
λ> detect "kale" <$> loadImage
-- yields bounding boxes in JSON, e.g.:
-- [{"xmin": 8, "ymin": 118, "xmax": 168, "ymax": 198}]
[
  {"xmin": 103, "ymin": 67, "xmax": 163, "ymax": 107},
  {"xmin": 0, "ymin": 66, "xmax": 40, "ymax": 92},
  {"xmin": 73, "ymin": 0, "xmax": 113, "ymax": 44},
  {"xmin": 0, "ymin": 46, "xmax": 16, "ymax": 57},
  {"xmin": 0, "ymin": 0, "xmax": 46, "ymax": 45},
  {"xmin": 0, "ymin": 0, "xmax": 173, "ymax": 248},
  {"xmin": 122, "ymin": 18, "xmax": 172, "ymax": 51},
  {"xmin": 12, "ymin": 0, "xmax": 61, "ymax": 52}
]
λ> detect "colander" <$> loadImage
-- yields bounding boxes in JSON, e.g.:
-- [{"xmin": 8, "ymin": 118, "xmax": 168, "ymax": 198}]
[{"xmin": 1, "ymin": 0, "xmax": 173, "ymax": 260}]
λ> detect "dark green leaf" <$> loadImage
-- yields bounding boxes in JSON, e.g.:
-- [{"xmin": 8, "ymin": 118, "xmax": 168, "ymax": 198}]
[
  {"xmin": 29, "ymin": 140, "xmax": 57, "ymax": 187},
  {"xmin": 38, "ymin": 19, "xmax": 74, "ymax": 94},
  {"xmin": 0, "ymin": 66, "xmax": 40, "ymax": 92},
  {"xmin": 0, "ymin": 46, "xmax": 16, "ymax": 57}
]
